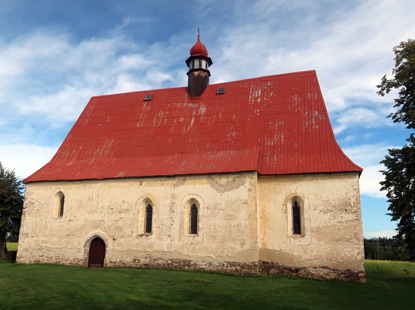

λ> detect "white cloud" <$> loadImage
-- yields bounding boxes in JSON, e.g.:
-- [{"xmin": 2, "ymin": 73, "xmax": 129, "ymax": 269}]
[
  {"xmin": 343, "ymin": 144, "xmax": 392, "ymax": 169},
  {"xmin": 0, "ymin": 144, "xmax": 58, "ymax": 180},
  {"xmin": 333, "ymin": 107, "xmax": 390, "ymax": 134},
  {"xmin": 360, "ymin": 165, "xmax": 386, "ymax": 198},
  {"xmin": 116, "ymin": 54, "xmax": 153, "ymax": 71},
  {"xmin": 342, "ymin": 144, "xmax": 396, "ymax": 198},
  {"xmin": 17, "ymin": 86, "xmax": 95, "ymax": 126},
  {"xmin": 365, "ymin": 230, "xmax": 396, "ymax": 238},
  {"xmin": 110, "ymin": 74, "xmax": 153, "ymax": 94}
]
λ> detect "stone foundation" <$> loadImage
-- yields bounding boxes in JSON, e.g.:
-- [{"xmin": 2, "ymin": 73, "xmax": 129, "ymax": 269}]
[
  {"xmin": 106, "ymin": 258, "xmax": 260, "ymax": 275},
  {"xmin": 18, "ymin": 253, "xmax": 365, "ymax": 282},
  {"xmin": 107, "ymin": 259, "xmax": 366, "ymax": 282},
  {"xmin": 17, "ymin": 255, "xmax": 84, "ymax": 267},
  {"xmin": 258, "ymin": 261, "xmax": 366, "ymax": 283}
]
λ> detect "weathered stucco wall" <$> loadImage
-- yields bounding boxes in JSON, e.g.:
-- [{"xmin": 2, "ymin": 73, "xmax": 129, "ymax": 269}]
[
  {"xmin": 17, "ymin": 172, "xmax": 259, "ymax": 272},
  {"xmin": 257, "ymin": 172, "xmax": 365, "ymax": 281},
  {"xmin": 17, "ymin": 171, "xmax": 365, "ymax": 281}
]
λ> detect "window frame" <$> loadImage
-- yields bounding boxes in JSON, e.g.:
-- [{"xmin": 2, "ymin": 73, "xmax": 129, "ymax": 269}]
[
  {"xmin": 135, "ymin": 197, "xmax": 156, "ymax": 238},
  {"xmin": 287, "ymin": 196, "xmax": 305, "ymax": 238},
  {"xmin": 183, "ymin": 196, "xmax": 203, "ymax": 238}
]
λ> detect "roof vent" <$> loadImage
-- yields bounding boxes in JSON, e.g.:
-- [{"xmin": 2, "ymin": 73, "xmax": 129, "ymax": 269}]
[
  {"xmin": 216, "ymin": 87, "xmax": 225, "ymax": 95},
  {"xmin": 144, "ymin": 94, "xmax": 153, "ymax": 101}
]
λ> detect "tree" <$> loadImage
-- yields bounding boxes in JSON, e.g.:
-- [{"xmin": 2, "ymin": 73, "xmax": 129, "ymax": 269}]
[
  {"xmin": 378, "ymin": 39, "xmax": 415, "ymax": 260},
  {"xmin": 0, "ymin": 162, "xmax": 24, "ymax": 259},
  {"xmin": 364, "ymin": 237, "xmax": 410, "ymax": 261}
]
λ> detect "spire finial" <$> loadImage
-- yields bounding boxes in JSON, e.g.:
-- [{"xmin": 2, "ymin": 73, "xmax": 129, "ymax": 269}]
[{"xmin": 197, "ymin": 28, "xmax": 200, "ymax": 40}]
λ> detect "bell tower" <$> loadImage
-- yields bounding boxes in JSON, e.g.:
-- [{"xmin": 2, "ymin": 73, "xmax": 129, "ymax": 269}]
[{"xmin": 186, "ymin": 32, "xmax": 213, "ymax": 97}]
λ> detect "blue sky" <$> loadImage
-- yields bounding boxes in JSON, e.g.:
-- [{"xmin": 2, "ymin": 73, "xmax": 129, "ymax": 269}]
[{"xmin": 0, "ymin": 0, "xmax": 414, "ymax": 238}]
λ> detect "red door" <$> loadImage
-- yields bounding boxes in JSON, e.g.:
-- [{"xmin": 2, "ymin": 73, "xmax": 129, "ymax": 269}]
[{"xmin": 88, "ymin": 237, "xmax": 105, "ymax": 268}]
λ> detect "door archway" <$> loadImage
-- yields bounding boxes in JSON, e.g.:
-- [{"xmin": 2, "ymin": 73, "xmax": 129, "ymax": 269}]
[{"xmin": 88, "ymin": 237, "xmax": 106, "ymax": 268}]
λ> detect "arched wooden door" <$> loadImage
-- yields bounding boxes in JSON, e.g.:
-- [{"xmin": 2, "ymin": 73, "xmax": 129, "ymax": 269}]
[{"xmin": 88, "ymin": 237, "xmax": 105, "ymax": 268}]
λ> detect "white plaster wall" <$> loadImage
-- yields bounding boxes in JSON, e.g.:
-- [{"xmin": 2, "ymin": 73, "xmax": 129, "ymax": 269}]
[
  {"xmin": 17, "ymin": 172, "xmax": 258, "ymax": 267},
  {"xmin": 17, "ymin": 170, "xmax": 365, "ymax": 280},
  {"xmin": 257, "ymin": 172, "xmax": 365, "ymax": 272}
]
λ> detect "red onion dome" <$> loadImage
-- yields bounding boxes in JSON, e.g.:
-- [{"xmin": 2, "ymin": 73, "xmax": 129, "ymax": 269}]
[{"xmin": 190, "ymin": 34, "xmax": 208, "ymax": 57}]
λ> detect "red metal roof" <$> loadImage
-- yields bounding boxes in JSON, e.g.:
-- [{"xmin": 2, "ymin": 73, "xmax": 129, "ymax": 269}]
[{"xmin": 24, "ymin": 70, "xmax": 362, "ymax": 183}]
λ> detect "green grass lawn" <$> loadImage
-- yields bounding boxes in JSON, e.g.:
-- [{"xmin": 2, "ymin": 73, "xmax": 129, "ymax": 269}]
[
  {"xmin": 0, "ymin": 260, "xmax": 414, "ymax": 310},
  {"xmin": 365, "ymin": 259, "xmax": 415, "ymax": 277}
]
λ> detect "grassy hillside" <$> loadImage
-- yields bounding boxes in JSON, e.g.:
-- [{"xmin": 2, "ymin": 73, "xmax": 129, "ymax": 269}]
[
  {"xmin": 366, "ymin": 259, "xmax": 415, "ymax": 277},
  {"xmin": 6, "ymin": 242, "xmax": 17, "ymax": 251},
  {"xmin": 0, "ymin": 261, "xmax": 414, "ymax": 309}
]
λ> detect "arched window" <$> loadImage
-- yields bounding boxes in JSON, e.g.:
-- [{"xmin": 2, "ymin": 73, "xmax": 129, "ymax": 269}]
[
  {"xmin": 59, "ymin": 194, "xmax": 65, "ymax": 217},
  {"xmin": 145, "ymin": 204, "xmax": 153, "ymax": 234},
  {"xmin": 53, "ymin": 191, "xmax": 65, "ymax": 219},
  {"xmin": 190, "ymin": 204, "xmax": 198, "ymax": 235},
  {"xmin": 135, "ymin": 198, "xmax": 156, "ymax": 237},
  {"xmin": 292, "ymin": 200, "xmax": 301, "ymax": 235}
]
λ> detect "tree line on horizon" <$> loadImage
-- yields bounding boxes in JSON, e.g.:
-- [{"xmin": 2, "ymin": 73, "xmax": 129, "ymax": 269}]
[{"xmin": 364, "ymin": 237, "xmax": 412, "ymax": 261}]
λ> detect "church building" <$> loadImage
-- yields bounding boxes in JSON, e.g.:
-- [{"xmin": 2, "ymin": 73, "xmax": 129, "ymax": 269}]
[{"xmin": 17, "ymin": 35, "xmax": 365, "ymax": 281}]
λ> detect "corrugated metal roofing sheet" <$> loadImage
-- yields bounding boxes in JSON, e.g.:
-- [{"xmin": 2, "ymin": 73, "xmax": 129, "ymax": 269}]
[{"xmin": 24, "ymin": 70, "xmax": 362, "ymax": 183}]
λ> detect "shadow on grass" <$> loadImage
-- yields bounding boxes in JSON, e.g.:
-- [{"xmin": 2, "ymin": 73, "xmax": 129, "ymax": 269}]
[{"xmin": 0, "ymin": 262, "xmax": 414, "ymax": 310}]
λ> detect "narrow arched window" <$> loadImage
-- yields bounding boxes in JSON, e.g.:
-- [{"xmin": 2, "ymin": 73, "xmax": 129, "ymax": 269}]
[
  {"xmin": 292, "ymin": 201, "xmax": 301, "ymax": 235},
  {"xmin": 145, "ymin": 204, "xmax": 153, "ymax": 234},
  {"xmin": 53, "ymin": 191, "xmax": 65, "ymax": 219},
  {"xmin": 190, "ymin": 204, "xmax": 198, "ymax": 235},
  {"xmin": 59, "ymin": 194, "xmax": 65, "ymax": 217}
]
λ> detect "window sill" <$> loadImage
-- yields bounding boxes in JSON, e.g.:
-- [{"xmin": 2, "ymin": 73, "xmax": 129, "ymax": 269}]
[
  {"xmin": 138, "ymin": 233, "xmax": 153, "ymax": 237},
  {"xmin": 291, "ymin": 234, "xmax": 304, "ymax": 238}
]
